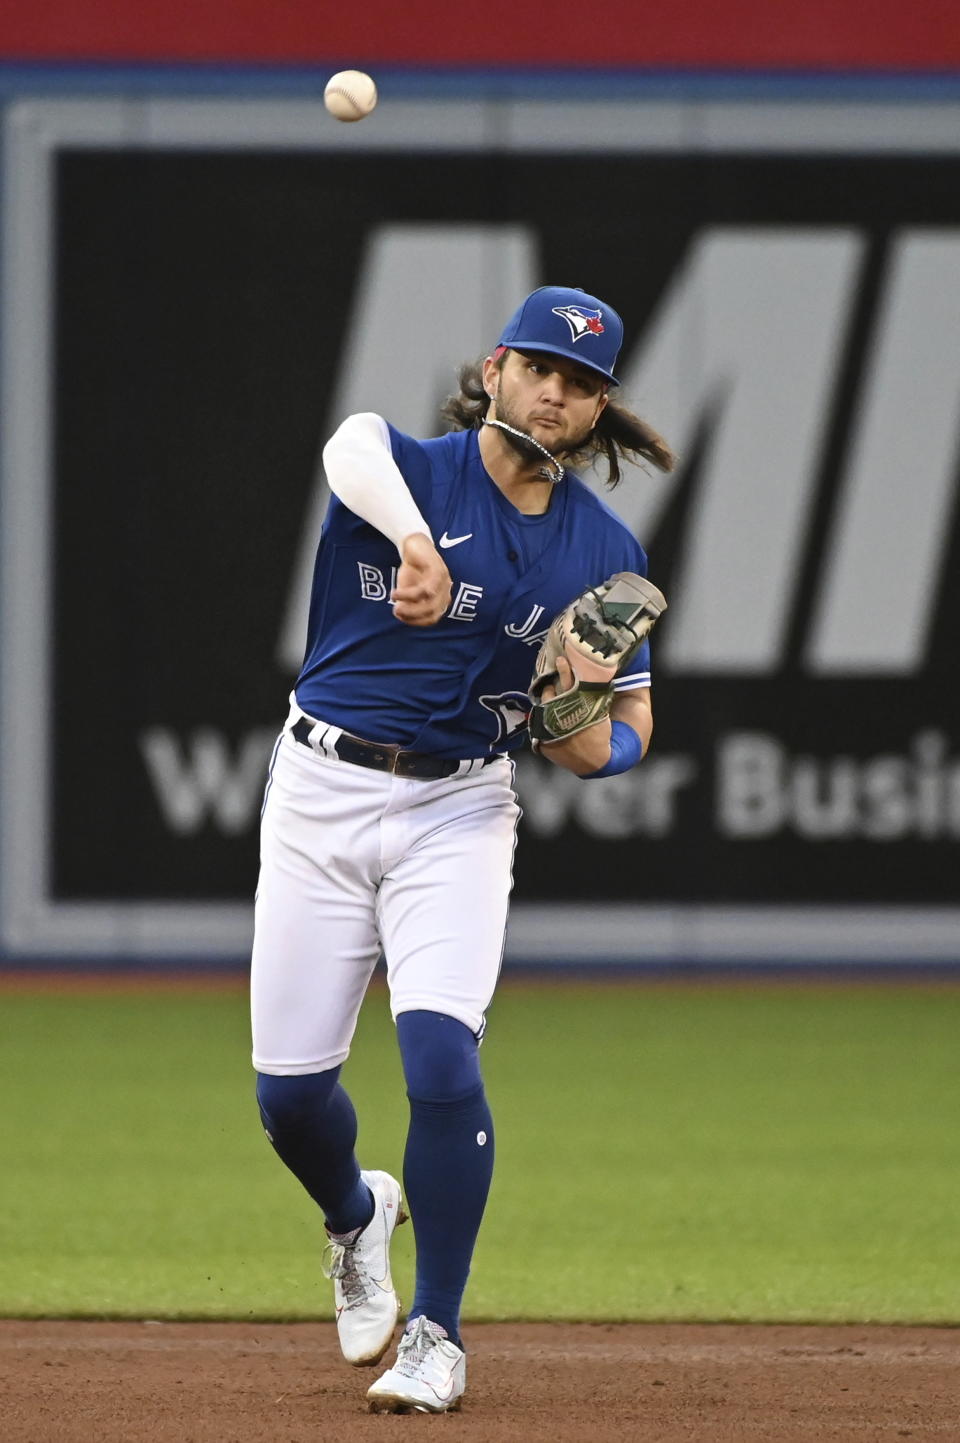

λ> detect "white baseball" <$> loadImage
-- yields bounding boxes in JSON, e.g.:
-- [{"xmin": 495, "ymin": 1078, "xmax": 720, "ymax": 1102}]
[{"xmin": 324, "ymin": 70, "xmax": 378, "ymax": 123}]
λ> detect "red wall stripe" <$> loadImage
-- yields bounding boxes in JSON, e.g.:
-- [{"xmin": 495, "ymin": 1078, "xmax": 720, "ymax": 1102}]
[{"xmin": 2, "ymin": 0, "xmax": 959, "ymax": 69}]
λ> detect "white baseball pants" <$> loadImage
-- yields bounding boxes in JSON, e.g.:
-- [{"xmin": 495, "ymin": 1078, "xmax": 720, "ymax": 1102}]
[{"xmin": 251, "ymin": 723, "xmax": 520, "ymax": 1075}]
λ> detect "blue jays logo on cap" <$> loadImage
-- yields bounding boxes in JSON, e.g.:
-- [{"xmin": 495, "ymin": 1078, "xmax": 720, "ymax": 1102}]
[
  {"xmin": 496, "ymin": 285, "xmax": 623, "ymax": 385},
  {"xmin": 552, "ymin": 305, "xmax": 605, "ymax": 342}
]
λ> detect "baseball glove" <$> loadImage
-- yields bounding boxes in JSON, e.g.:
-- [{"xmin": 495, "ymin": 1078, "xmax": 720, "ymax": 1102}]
[{"xmin": 528, "ymin": 572, "xmax": 667, "ymax": 747}]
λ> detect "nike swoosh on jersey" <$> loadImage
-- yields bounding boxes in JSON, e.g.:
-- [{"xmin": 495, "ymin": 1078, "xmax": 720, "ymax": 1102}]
[{"xmin": 439, "ymin": 531, "xmax": 473, "ymax": 549}]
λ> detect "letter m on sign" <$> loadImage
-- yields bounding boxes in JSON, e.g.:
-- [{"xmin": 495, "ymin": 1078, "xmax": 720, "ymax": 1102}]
[{"xmin": 612, "ymin": 230, "xmax": 864, "ymax": 673}]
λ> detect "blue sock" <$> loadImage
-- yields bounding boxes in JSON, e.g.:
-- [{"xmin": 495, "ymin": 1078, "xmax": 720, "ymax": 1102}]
[
  {"xmin": 396, "ymin": 1010, "xmax": 495, "ymax": 1350},
  {"xmin": 256, "ymin": 1069, "xmax": 373, "ymax": 1235}
]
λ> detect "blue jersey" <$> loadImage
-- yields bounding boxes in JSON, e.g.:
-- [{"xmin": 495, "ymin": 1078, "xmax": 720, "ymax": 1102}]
[{"xmin": 295, "ymin": 425, "xmax": 651, "ymax": 759}]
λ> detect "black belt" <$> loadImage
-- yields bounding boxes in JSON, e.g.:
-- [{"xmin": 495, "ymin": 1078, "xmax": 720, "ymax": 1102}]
[{"xmin": 292, "ymin": 716, "xmax": 497, "ymax": 780}]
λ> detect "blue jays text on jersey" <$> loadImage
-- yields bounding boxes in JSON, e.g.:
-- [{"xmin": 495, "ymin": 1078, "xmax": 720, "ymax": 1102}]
[{"xmin": 296, "ymin": 425, "xmax": 652, "ymax": 760}]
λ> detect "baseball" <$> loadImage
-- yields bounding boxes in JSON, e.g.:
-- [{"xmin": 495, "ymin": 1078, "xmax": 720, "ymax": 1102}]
[{"xmin": 324, "ymin": 70, "xmax": 378, "ymax": 123}]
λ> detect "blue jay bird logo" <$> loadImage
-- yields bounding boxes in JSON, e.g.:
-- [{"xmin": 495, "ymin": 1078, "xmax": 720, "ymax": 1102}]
[
  {"xmin": 479, "ymin": 691, "xmax": 532, "ymax": 745},
  {"xmin": 552, "ymin": 305, "xmax": 605, "ymax": 342}
]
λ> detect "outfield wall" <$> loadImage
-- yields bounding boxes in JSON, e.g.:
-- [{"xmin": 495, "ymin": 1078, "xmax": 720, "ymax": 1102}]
[{"xmin": 1, "ymin": 65, "xmax": 959, "ymax": 966}]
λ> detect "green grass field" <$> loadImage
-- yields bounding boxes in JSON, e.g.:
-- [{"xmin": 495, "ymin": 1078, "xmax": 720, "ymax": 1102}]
[{"xmin": 1, "ymin": 977, "xmax": 958, "ymax": 1324}]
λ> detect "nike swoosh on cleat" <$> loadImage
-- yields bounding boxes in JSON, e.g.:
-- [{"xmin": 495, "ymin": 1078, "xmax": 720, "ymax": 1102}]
[{"xmin": 439, "ymin": 532, "xmax": 473, "ymax": 549}]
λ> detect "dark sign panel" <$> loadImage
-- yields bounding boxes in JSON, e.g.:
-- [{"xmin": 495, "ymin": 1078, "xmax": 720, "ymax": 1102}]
[{"xmin": 3, "ymin": 97, "xmax": 958, "ymax": 958}]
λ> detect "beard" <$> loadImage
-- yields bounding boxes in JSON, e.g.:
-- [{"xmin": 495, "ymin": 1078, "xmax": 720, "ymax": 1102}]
[{"xmin": 491, "ymin": 391, "xmax": 595, "ymax": 464}]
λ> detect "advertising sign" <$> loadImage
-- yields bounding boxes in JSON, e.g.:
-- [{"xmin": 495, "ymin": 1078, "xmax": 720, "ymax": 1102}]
[{"xmin": 2, "ymin": 96, "xmax": 958, "ymax": 960}]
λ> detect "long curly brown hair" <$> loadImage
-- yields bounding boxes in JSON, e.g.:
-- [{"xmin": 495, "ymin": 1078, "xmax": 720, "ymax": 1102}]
[{"xmin": 440, "ymin": 353, "xmax": 676, "ymax": 487}]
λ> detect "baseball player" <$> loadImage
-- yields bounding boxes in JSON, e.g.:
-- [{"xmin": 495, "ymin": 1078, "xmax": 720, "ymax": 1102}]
[{"xmin": 251, "ymin": 285, "xmax": 674, "ymax": 1413}]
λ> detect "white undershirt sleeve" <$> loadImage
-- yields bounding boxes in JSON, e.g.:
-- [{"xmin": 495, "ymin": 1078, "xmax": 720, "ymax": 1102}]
[{"xmin": 321, "ymin": 411, "xmax": 432, "ymax": 552}]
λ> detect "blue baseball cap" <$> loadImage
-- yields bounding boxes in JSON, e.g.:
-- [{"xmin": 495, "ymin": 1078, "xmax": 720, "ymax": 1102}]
[{"xmin": 496, "ymin": 285, "xmax": 623, "ymax": 386}]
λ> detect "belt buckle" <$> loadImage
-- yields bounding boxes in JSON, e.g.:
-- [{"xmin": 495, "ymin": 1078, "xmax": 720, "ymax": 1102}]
[{"xmin": 362, "ymin": 742, "xmax": 399, "ymax": 773}]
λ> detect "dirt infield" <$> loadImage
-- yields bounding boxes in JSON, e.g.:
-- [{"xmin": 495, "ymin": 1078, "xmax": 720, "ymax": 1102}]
[{"xmin": 2, "ymin": 1320, "xmax": 958, "ymax": 1443}]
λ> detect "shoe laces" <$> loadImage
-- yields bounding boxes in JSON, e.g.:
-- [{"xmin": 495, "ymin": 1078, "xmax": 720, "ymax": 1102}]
[
  {"xmin": 321, "ymin": 1240, "xmax": 370, "ymax": 1310},
  {"xmin": 394, "ymin": 1316, "xmax": 448, "ymax": 1376}
]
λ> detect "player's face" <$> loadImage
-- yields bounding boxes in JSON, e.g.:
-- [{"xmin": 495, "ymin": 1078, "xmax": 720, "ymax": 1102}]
[{"xmin": 485, "ymin": 349, "xmax": 608, "ymax": 459}]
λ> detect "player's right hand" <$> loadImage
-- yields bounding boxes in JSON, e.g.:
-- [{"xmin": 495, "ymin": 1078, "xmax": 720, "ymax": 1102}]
[{"xmin": 391, "ymin": 532, "xmax": 453, "ymax": 626}]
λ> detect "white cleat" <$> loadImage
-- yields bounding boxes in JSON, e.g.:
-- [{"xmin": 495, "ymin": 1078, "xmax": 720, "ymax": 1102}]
[
  {"xmin": 366, "ymin": 1316, "xmax": 466, "ymax": 1414},
  {"xmin": 322, "ymin": 1169, "xmax": 407, "ymax": 1367}
]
